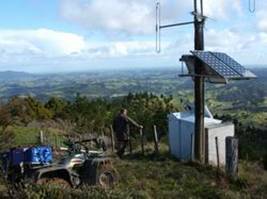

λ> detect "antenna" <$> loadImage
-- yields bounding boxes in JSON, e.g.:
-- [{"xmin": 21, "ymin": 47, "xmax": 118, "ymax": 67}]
[
  {"xmin": 156, "ymin": 2, "xmax": 161, "ymax": 53},
  {"xmin": 249, "ymin": 0, "xmax": 256, "ymax": 13},
  {"xmin": 155, "ymin": 1, "xmax": 194, "ymax": 54}
]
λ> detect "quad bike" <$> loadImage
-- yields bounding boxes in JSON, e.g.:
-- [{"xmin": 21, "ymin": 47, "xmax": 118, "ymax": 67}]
[
  {"xmin": 35, "ymin": 138, "xmax": 118, "ymax": 188},
  {"xmin": 0, "ymin": 138, "xmax": 118, "ymax": 189}
]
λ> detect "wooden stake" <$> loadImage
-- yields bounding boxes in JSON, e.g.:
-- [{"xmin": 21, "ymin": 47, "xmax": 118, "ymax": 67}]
[
  {"xmin": 39, "ymin": 130, "xmax": 44, "ymax": 144},
  {"xmin": 191, "ymin": 133, "xmax": 195, "ymax": 161},
  {"xmin": 140, "ymin": 128, "xmax": 144, "ymax": 155},
  {"xmin": 153, "ymin": 125, "xmax": 159, "ymax": 154},
  {"xmin": 226, "ymin": 137, "xmax": 238, "ymax": 178},
  {"xmin": 127, "ymin": 125, "xmax": 132, "ymax": 154},
  {"xmin": 215, "ymin": 137, "xmax": 220, "ymax": 169},
  {"xmin": 109, "ymin": 125, "xmax": 115, "ymax": 152}
]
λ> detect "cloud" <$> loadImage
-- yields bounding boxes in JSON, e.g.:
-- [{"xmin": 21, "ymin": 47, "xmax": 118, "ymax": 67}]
[
  {"xmin": 59, "ymin": 0, "xmax": 192, "ymax": 35},
  {"xmin": 0, "ymin": 28, "xmax": 163, "ymax": 71},
  {"xmin": 59, "ymin": 0, "xmax": 242, "ymax": 35},
  {"xmin": 83, "ymin": 41, "xmax": 158, "ymax": 58},
  {"xmin": 205, "ymin": 29, "xmax": 257, "ymax": 52},
  {"xmin": 257, "ymin": 2, "xmax": 267, "ymax": 33},
  {"xmin": 0, "ymin": 29, "xmax": 86, "ymax": 57},
  {"xmin": 203, "ymin": 0, "xmax": 242, "ymax": 19},
  {"xmin": 60, "ymin": 0, "xmax": 156, "ymax": 35}
]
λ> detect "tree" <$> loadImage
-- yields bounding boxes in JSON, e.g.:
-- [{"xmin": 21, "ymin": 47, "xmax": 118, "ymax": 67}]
[{"xmin": 0, "ymin": 105, "xmax": 15, "ymax": 150}]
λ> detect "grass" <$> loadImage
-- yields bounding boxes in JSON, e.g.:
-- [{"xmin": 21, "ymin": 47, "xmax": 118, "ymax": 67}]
[
  {"xmin": 0, "ymin": 125, "xmax": 266, "ymax": 199},
  {"xmin": 6, "ymin": 126, "xmax": 66, "ymax": 148},
  {"xmin": 1, "ymin": 148, "xmax": 266, "ymax": 199}
]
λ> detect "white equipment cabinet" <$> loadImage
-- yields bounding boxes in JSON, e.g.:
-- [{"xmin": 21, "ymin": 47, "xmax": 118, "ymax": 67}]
[{"xmin": 168, "ymin": 110, "xmax": 234, "ymax": 166}]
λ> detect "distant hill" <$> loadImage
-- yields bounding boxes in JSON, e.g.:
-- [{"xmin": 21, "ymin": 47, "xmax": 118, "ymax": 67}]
[
  {"xmin": 0, "ymin": 71, "xmax": 35, "ymax": 81},
  {"xmin": 0, "ymin": 67, "xmax": 265, "ymax": 104}
]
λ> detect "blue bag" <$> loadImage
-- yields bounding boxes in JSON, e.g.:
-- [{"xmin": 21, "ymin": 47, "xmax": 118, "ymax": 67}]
[
  {"xmin": 10, "ymin": 148, "xmax": 28, "ymax": 166},
  {"xmin": 25, "ymin": 146, "xmax": 53, "ymax": 165}
]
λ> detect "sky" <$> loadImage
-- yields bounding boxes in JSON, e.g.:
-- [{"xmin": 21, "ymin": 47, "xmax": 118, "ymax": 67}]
[{"xmin": 0, "ymin": 0, "xmax": 266, "ymax": 73}]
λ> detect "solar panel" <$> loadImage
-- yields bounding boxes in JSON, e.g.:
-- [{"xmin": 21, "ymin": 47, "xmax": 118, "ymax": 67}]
[
  {"xmin": 210, "ymin": 52, "xmax": 256, "ymax": 78},
  {"xmin": 191, "ymin": 51, "xmax": 240, "ymax": 78},
  {"xmin": 190, "ymin": 51, "xmax": 256, "ymax": 80}
]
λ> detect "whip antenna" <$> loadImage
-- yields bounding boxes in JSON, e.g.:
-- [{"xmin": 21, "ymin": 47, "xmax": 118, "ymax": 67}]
[
  {"xmin": 156, "ymin": 2, "xmax": 161, "ymax": 53},
  {"xmin": 248, "ymin": 0, "xmax": 256, "ymax": 13},
  {"xmin": 155, "ymin": 1, "xmax": 194, "ymax": 53}
]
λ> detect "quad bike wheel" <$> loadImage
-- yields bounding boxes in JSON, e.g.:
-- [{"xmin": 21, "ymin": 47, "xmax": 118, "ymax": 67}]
[
  {"xmin": 37, "ymin": 177, "xmax": 71, "ymax": 189},
  {"xmin": 96, "ymin": 164, "xmax": 118, "ymax": 188}
]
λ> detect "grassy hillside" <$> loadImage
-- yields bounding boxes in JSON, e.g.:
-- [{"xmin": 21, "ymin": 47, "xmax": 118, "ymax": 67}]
[{"xmin": 1, "ymin": 149, "xmax": 266, "ymax": 199}]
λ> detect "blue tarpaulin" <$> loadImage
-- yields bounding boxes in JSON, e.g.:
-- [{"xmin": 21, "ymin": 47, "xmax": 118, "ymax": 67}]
[
  {"xmin": 25, "ymin": 146, "xmax": 53, "ymax": 165},
  {"xmin": 2, "ymin": 146, "xmax": 53, "ymax": 166}
]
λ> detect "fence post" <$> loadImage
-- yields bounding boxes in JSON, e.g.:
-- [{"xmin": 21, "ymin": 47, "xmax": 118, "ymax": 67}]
[
  {"xmin": 215, "ymin": 137, "xmax": 220, "ymax": 170},
  {"xmin": 39, "ymin": 130, "xmax": 44, "ymax": 144},
  {"xmin": 191, "ymin": 133, "xmax": 195, "ymax": 161},
  {"xmin": 153, "ymin": 125, "xmax": 159, "ymax": 154},
  {"xmin": 109, "ymin": 125, "xmax": 115, "ymax": 152},
  {"xmin": 225, "ymin": 137, "xmax": 238, "ymax": 178},
  {"xmin": 127, "ymin": 125, "xmax": 132, "ymax": 154},
  {"xmin": 55, "ymin": 135, "xmax": 58, "ymax": 149},
  {"xmin": 140, "ymin": 128, "xmax": 144, "ymax": 155}
]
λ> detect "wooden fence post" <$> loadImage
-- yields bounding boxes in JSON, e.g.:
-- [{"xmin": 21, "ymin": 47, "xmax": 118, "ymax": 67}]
[
  {"xmin": 140, "ymin": 128, "xmax": 144, "ymax": 155},
  {"xmin": 225, "ymin": 137, "xmax": 238, "ymax": 178},
  {"xmin": 215, "ymin": 137, "xmax": 220, "ymax": 170},
  {"xmin": 55, "ymin": 135, "xmax": 58, "ymax": 149},
  {"xmin": 39, "ymin": 130, "xmax": 44, "ymax": 144},
  {"xmin": 127, "ymin": 125, "xmax": 132, "ymax": 154},
  {"xmin": 110, "ymin": 125, "xmax": 115, "ymax": 152},
  {"xmin": 153, "ymin": 125, "xmax": 159, "ymax": 154},
  {"xmin": 191, "ymin": 133, "xmax": 195, "ymax": 161}
]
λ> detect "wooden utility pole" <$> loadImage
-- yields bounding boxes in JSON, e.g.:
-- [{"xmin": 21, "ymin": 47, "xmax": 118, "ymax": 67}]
[{"xmin": 193, "ymin": 0, "xmax": 205, "ymax": 163}]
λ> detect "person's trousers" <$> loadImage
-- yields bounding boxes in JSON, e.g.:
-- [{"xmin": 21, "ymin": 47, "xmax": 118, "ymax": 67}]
[{"xmin": 116, "ymin": 140, "xmax": 128, "ymax": 157}]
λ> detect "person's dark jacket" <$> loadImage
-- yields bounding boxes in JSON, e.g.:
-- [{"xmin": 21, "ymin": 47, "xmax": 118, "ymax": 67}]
[
  {"xmin": 113, "ymin": 114, "xmax": 140, "ymax": 141},
  {"xmin": 113, "ymin": 114, "xmax": 128, "ymax": 141}
]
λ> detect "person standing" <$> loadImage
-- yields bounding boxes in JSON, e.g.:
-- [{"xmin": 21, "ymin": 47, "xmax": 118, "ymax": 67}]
[{"xmin": 112, "ymin": 109, "xmax": 142, "ymax": 158}]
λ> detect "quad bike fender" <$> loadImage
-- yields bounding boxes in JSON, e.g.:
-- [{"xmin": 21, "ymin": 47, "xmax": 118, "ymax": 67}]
[{"xmin": 35, "ymin": 166, "xmax": 79, "ymax": 187}]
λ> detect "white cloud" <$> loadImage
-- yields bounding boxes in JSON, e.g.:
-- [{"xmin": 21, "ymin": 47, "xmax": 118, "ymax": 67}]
[
  {"xmin": 59, "ymin": 0, "xmax": 242, "ymax": 35},
  {"xmin": 60, "ymin": 0, "xmax": 156, "ymax": 35},
  {"xmin": 58, "ymin": 0, "xmax": 191, "ymax": 35},
  {"xmin": 205, "ymin": 29, "xmax": 257, "ymax": 52},
  {"xmin": 203, "ymin": 0, "xmax": 242, "ymax": 19},
  {"xmin": 0, "ymin": 29, "xmax": 86, "ymax": 57},
  {"xmin": 84, "ymin": 41, "xmax": 159, "ymax": 58},
  {"xmin": 0, "ymin": 28, "xmax": 162, "ymax": 71},
  {"xmin": 257, "ymin": 2, "xmax": 267, "ymax": 33}
]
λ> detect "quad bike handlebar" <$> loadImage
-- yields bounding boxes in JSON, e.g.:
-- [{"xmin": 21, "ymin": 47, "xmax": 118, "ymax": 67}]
[{"xmin": 63, "ymin": 138, "xmax": 107, "ymax": 155}]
